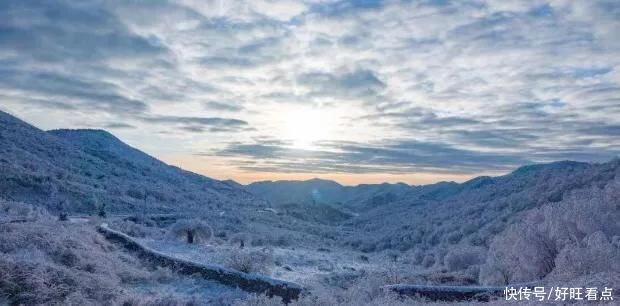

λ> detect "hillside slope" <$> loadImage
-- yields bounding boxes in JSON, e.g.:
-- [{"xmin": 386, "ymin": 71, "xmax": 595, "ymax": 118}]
[
  {"xmin": 343, "ymin": 160, "xmax": 619, "ymax": 252},
  {"xmin": 0, "ymin": 111, "xmax": 262, "ymax": 214}
]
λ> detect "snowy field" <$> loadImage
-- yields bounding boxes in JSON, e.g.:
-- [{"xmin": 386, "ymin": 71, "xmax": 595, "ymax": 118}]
[{"xmin": 140, "ymin": 236, "xmax": 382, "ymax": 289}]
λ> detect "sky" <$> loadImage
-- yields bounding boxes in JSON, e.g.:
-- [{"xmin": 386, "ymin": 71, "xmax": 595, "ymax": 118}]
[{"xmin": 1, "ymin": 0, "xmax": 619, "ymax": 185}]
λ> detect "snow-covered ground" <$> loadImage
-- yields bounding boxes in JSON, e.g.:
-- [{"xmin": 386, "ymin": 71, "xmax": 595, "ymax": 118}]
[
  {"xmin": 127, "ymin": 275, "xmax": 248, "ymax": 303},
  {"xmin": 139, "ymin": 237, "xmax": 381, "ymax": 290}
]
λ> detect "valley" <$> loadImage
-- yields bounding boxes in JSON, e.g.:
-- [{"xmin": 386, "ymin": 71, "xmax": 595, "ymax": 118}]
[{"xmin": 1, "ymin": 110, "xmax": 619, "ymax": 305}]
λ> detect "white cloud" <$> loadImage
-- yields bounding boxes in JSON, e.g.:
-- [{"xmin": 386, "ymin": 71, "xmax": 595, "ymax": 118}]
[{"xmin": 1, "ymin": 0, "xmax": 619, "ymax": 179}]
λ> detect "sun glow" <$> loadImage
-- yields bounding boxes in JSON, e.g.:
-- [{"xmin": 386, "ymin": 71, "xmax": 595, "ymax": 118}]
[{"xmin": 281, "ymin": 107, "xmax": 336, "ymax": 149}]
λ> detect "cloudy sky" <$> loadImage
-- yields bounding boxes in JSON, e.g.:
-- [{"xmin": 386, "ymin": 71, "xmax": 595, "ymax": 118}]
[{"xmin": 1, "ymin": 0, "xmax": 619, "ymax": 185}]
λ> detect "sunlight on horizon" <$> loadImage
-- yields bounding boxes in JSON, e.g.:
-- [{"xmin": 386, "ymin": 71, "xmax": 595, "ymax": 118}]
[
  {"xmin": 280, "ymin": 107, "xmax": 339, "ymax": 150},
  {"xmin": 158, "ymin": 153, "xmax": 494, "ymax": 186}
]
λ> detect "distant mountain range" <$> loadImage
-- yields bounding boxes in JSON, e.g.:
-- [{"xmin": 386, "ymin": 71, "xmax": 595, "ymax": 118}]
[
  {"xmin": 1, "ymin": 109, "xmax": 618, "ymax": 244},
  {"xmin": 344, "ymin": 158, "xmax": 619, "ymax": 251},
  {"xmin": 242, "ymin": 159, "xmax": 609, "ymax": 212},
  {"xmin": 244, "ymin": 178, "xmax": 413, "ymax": 210},
  {"xmin": 242, "ymin": 158, "xmax": 619, "ymax": 252}
]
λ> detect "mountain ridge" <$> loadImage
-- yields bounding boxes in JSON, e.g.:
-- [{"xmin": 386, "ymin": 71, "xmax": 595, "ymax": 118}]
[
  {"xmin": 0, "ymin": 110, "xmax": 262, "ymax": 214},
  {"xmin": 242, "ymin": 159, "xmax": 611, "ymax": 210},
  {"xmin": 2, "ymin": 109, "xmax": 617, "ymax": 223}
]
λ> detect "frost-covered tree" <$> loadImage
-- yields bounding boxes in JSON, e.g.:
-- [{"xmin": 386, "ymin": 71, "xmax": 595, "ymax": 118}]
[
  {"xmin": 444, "ymin": 246, "xmax": 486, "ymax": 272},
  {"xmin": 480, "ymin": 178, "xmax": 620, "ymax": 285},
  {"xmin": 169, "ymin": 220, "xmax": 212, "ymax": 244},
  {"xmin": 230, "ymin": 233, "xmax": 249, "ymax": 249},
  {"xmin": 97, "ymin": 203, "xmax": 106, "ymax": 218}
]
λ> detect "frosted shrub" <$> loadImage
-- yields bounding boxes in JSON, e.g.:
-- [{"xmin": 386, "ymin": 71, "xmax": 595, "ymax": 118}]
[
  {"xmin": 274, "ymin": 234, "xmax": 291, "ymax": 247},
  {"xmin": 480, "ymin": 178, "xmax": 620, "ymax": 285},
  {"xmin": 411, "ymin": 250, "xmax": 424, "ymax": 265},
  {"xmin": 445, "ymin": 231, "xmax": 463, "ymax": 244},
  {"xmin": 226, "ymin": 250, "xmax": 254, "ymax": 273},
  {"xmin": 444, "ymin": 246, "xmax": 486, "ymax": 271},
  {"xmin": 422, "ymin": 254, "xmax": 435, "ymax": 268},
  {"xmin": 360, "ymin": 241, "xmax": 377, "ymax": 253},
  {"xmin": 233, "ymin": 294, "xmax": 283, "ymax": 306},
  {"xmin": 250, "ymin": 235, "xmax": 265, "ymax": 247},
  {"xmin": 113, "ymin": 220, "xmax": 147, "ymax": 238},
  {"xmin": 552, "ymin": 231, "xmax": 620, "ymax": 279},
  {"xmin": 97, "ymin": 203, "xmax": 106, "ymax": 218},
  {"xmin": 230, "ymin": 233, "xmax": 249, "ymax": 249},
  {"xmin": 126, "ymin": 188, "xmax": 145, "ymax": 200},
  {"xmin": 226, "ymin": 248, "xmax": 273, "ymax": 274},
  {"xmin": 386, "ymin": 250, "xmax": 399, "ymax": 262},
  {"xmin": 0, "ymin": 221, "xmax": 149, "ymax": 305},
  {"xmin": 169, "ymin": 219, "xmax": 212, "ymax": 245},
  {"xmin": 467, "ymin": 233, "xmax": 484, "ymax": 246},
  {"xmin": 436, "ymin": 247, "xmax": 449, "ymax": 265},
  {"xmin": 119, "ymin": 294, "xmax": 202, "ymax": 306},
  {"xmin": 0, "ymin": 201, "xmax": 29, "ymax": 218},
  {"xmin": 0, "ymin": 200, "xmax": 50, "ymax": 222},
  {"xmin": 480, "ymin": 221, "xmax": 558, "ymax": 285},
  {"xmin": 292, "ymin": 273, "xmax": 412, "ymax": 306}
]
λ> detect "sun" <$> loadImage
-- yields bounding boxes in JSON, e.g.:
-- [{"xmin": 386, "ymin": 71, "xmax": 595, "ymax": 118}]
[{"xmin": 282, "ymin": 107, "xmax": 334, "ymax": 149}]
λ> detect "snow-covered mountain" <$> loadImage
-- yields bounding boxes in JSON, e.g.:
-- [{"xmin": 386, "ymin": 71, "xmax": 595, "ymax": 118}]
[
  {"xmin": 2, "ymin": 109, "xmax": 617, "ymax": 235},
  {"xmin": 343, "ymin": 159, "xmax": 620, "ymax": 252},
  {"xmin": 245, "ymin": 178, "xmax": 413, "ymax": 210},
  {"xmin": 244, "ymin": 160, "xmax": 611, "ymax": 212},
  {"xmin": 242, "ymin": 155, "xmax": 619, "ymax": 258},
  {"xmin": 0, "ymin": 111, "xmax": 262, "ymax": 214},
  {"xmin": 245, "ymin": 178, "xmax": 348, "ymax": 205}
]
